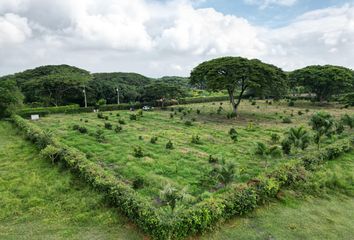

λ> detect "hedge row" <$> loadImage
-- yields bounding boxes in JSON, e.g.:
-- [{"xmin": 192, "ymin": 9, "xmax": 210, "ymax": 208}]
[
  {"xmin": 166, "ymin": 139, "xmax": 353, "ymax": 239},
  {"xmin": 11, "ymin": 114, "xmax": 353, "ymax": 239},
  {"xmin": 16, "ymin": 104, "xmax": 81, "ymax": 118}
]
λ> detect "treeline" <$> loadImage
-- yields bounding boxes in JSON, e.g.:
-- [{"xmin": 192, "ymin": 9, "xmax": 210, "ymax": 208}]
[
  {"xmin": 0, "ymin": 64, "xmax": 190, "ymax": 108},
  {"xmin": 1, "ymin": 57, "xmax": 354, "ymax": 118}
]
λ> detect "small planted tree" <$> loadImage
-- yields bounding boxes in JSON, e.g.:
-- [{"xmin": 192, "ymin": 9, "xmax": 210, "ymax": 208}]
[
  {"xmin": 271, "ymin": 133, "xmax": 280, "ymax": 144},
  {"xmin": 191, "ymin": 135, "xmax": 201, "ymax": 144},
  {"xmin": 114, "ymin": 125, "xmax": 122, "ymax": 133},
  {"xmin": 218, "ymin": 161, "xmax": 236, "ymax": 186},
  {"xmin": 133, "ymin": 146, "xmax": 144, "ymax": 158},
  {"xmin": 150, "ymin": 136, "xmax": 158, "ymax": 144},
  {"xmin": 309, "ymin": 112, "xmax": 335, "ymax": 149},
  {"xmin": 229, "ymin": 128, "xmax": 238, "ymax": 142},
  {"xmin": 104, "ymin": 122, "xmax": 112, "ymax": 130},
  {"xmin": 255, "ymin": 142, "xmax": 282, "ymax": 168},
  {"xmin": 341, "ymin": 114, "xmax": 354, "ymax": 129},
  {"xmin": 285, "ymin": 126, "xmax": 311, "ymax": 151},
  {"xmin": 166, "ymin": 140, "xmax": 174, "ymax": 149},
  {"xmin": 95, "ymin": 129, "xmax": 105, "ymax": 143},
  {"xmin": 160, "ymin": 185, "xmax": 183, "ymax": 212}
]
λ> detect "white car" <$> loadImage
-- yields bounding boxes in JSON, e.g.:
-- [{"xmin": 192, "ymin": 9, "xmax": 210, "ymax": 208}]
[{"xmin": 142, "ymin": 106, "xmax": 151, "ymax": 111}]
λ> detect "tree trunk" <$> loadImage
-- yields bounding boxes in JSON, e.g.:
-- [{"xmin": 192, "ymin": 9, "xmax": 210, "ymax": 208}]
[{"xmin": 227, "ymin": 89, "xmax": 238, "ymax": 114}]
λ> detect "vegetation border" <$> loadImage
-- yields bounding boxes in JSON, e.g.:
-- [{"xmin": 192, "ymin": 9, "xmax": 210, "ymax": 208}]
[{"xmin": 10, "ymin": 114, "xmax": 353, "ymax": 239}]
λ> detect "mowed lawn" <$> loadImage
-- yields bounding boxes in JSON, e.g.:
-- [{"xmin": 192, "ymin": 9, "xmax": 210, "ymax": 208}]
[
  {"xmin": 1, "ymin": 120, "xmax": 353, "ymax": 240},
  {"xmin": 0, "ymin": 121, "xmax": 143, "ymax": 240},
  {"xmin": 31, "ymin": 100, "xmax": 353, "ymax": 202}
]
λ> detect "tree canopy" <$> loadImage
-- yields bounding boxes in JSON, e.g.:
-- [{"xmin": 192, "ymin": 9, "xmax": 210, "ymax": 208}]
[
  {"xmin": 190, "ymin": 57, "xmax": 287, "ymax": 114},
  {"xmin": 13, "ymin": 65, "xmax": 92, "ymax": 106},
  {"xmin": 289, "ymin": 65, "xmax": 354, "ymax": 102},
  {"xmin": 0, "ymin": 78, "xmax": 23, "ymax": 117}
]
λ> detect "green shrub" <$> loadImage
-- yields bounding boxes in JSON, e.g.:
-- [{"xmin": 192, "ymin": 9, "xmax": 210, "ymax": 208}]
[
  {"xmin": 133, "ymin": 146, "xmax": 144, "ymax": 158},
  {"xmin": 170, "ymin": 113, "xmax": 174, "ymax": 119},
  {"xmin": 130, "ymin": 114, "xmax": 137, "ymax": 120},
  {"xmin": 132, "ymin": 177, "xmax": 145, "ymax": 189},
  {"xmin": 95, "ymin": 129, "xmax": 105, "ymax": 142},
  {"xmin": 116, "ymin": 113, "xmax": 120, "ymax": 117},
  {"xmin": 288, "ymin": 101, "xmax": 295, "ymax": 107},
  {"xmin": 184, "ymin": 120, "xmax": 192, "ymax": 126},
  {"xmin": 282, "ymin": 117, "xmax": 292, "ymax": 123},
  {"xmin": 191, "ymin": 135, "xmax": 201, "ymax": 144},
  {"xmin": 271, "ymin": 133, "xmax": 280, "ymax": 144},
  {"xmin": 160, "ymin": 185, "xmax": 183, "ymax": 212},
  {"xmin": 298, "ymin": 110, "xmax": 303, "ymax": 115},
  {"xmin": 118, "ymin": 119, "xmax": 126, "ymax": 125},
  {"xmin": 227, "ymin": 112, "xmax": 237, "ymax": 119},
  {"xmin": 78, "ymin": 126, "xmax": 88, "ymax": 134},
  {"xmin": 150, "ymin": 136, "xmax": 158, "ymax": 144},
  {"xmin": 137, "ymin": 109, "xmax": 143, "ymax": 116},
  {"xmin": 104, "ymin": 122, "xmax": 112, "ymax": 130},
  {"xmin": 196, "ymin": 109, "xmax": 201, "ymax": 114},
  {"xmin": 341, "ymin": 114, "xmax": 353, "ymax": 129},
  {"xmin": 72, "ymin": 124, "xmax": 80, "ymax": 130},
  {"xmin": 97, "ymin": 112, "xmax": 104, "ymax": 119},
  {"xmin": 114, "ymin": 125, "xmax": 122, "ymax": 133},
  {"xmin": 208, "ymin": 155, "xmax": 219, "ymax": 164},
  {"xmin": 281, "ymin": 138, "xmax": 292, "ymax": 155},
  {"xmin": 166, "ymin": 140, "xmax": 174, "ymax": 149}
]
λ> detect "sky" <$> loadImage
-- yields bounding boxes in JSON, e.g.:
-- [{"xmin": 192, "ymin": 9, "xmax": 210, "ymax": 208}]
[{"xmin": 0, "ymin": 0, "xmax": 354, "ymax": 77}]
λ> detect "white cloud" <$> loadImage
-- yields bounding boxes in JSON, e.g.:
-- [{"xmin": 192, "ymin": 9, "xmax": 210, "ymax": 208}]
[
  {"xmin": 0, "ymin": 0, "xmax": 353, "ymax": 77},
  {"xmin": 0, "ymin": 13, "xmax": 31, "ymax": 46}
]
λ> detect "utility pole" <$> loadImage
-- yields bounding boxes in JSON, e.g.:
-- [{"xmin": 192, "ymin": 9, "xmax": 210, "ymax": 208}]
[
  {"xmin": 83, "ymin": 87, "xmax": 87, "ymax": 108},
  {"xmin": 116, "ymin": 87, "xmax": 120, "ymax": 104}
]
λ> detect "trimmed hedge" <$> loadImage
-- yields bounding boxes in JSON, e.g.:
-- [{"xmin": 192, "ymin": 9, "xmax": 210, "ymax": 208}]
[
  {"xmin": 11, "ymin": 114, "xmax": 353, "ymax": 239},
  {"xmin": 17, "ymin": 104, "xmax": 80, "ymax": 118}
]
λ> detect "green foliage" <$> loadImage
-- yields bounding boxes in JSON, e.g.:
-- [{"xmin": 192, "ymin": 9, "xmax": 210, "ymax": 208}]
[
  {"xmin": 208, "ymin": 155, "xmax": 219, "ymax": 164},
  {"xmin": 133, "ymin": 146, "xmax": 144, "ymax": 158},
  {"xmin": 288, "ymin": 101, "xmax": 295, "ymax": 107},
  {"xmin": 309, "ymin": 112, "xmax": 335, "ymax": 148},
  {"xmin": 285, "ymin": 126, "xmax": 311, "ymax": 150},
  {"xmin": 341, "ymin": 114, "xmax": 354, "ymax": 129},
  {"xmin": 0, "ymin": 78, "xmax": 23, "ymax": 117},
  {"xmin": 282, "ymin": 117, "xmax": 292, "ymax": 123},
  {"xmin": 166, "ymin": 140, "xmax": 174, "ymax": 149},
  {"xmin": 150, "ymin": 136, "xmax": 158, "ymax": 144},
  {"xmin": 132, "ymin": 177, "xmax": 145, "ymax": 189},
  {"xmin": 118, "ymin": 119, "xmax": 126, "ymax": 125},
  {"xmin": 271, "ymin": 133, "xmax": 280, "ymax": 144},
  {"xmin": 229, "ymin": 128, "xmax": 238, "ymax": 142},
  {"xmin": 290, "ymin": 65, "xmax": 354, "ymax": 102},
  {"xmin": 114, "ymin": 125, "xmax": 123, "ymax": 133},
  {"xmin": 160, "ymin": 185, "xmax": 183, "ymax": 212},
  {"xmin": 190, "ymin": 57, "xmax": 287, "ymax": 114},
  {"xmin": 281, "ymin": 138, "xmax": 292, "ymax": 155},
  {"xmin": 191, "ymin": 135, "xmax": 201, "ymax": 144},
  {"xmin": 97, "ymin": 98, "xmax": 107, "ymax": 106},
  {"xmin": 104, "ymin": 122, "xmax": 112, "ymax": 130},
  {"xmin": 95, "ymin": 129, "xmax": 105, "ymax": 142},
  {"xmin": 14, "ymin": 65, "xmax": 92, "ymax": 106},
  {"xmin": 184, "ymin": 120, "xmax": 192, "ymax": 126},
  {"xmin": 130, "ymin": 114, "xmax": 137, "ymax": 120}
]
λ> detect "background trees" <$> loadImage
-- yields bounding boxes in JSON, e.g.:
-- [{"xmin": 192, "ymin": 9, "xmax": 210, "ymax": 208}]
[
  {"xmin": 190, "ymin": 57, "xmax": 287, "ymax": 114},
  {"xmin": 13, "ymin": 65, "xmax": 92, "ymax": 106},
  {"xmin": 0, "ymin": 78, "xmax": 23, "ymax": 118},
  {"xmin": 289, "ymin": 65, "xmax": 354, "ymax": 102}
]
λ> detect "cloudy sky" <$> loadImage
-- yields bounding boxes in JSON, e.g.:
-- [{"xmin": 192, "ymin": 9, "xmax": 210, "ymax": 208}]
[{"xmin": 0, "ymin": 0, "xmax": 353, "ymax": 77}]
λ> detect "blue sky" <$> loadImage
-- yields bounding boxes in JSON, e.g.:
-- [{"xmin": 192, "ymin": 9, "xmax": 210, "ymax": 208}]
[{"xmin": 194, "ymin": 0, "xmax": 352, "ymax": 27}]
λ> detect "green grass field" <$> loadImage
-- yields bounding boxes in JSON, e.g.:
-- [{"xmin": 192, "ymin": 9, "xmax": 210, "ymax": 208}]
[
  {"xmin": 30, "ymin": 100, "xmax": 353, "ymax": 205},
  {"xmin": 1, "ymin": 120, "xmax": 353, "ymax": 240}
]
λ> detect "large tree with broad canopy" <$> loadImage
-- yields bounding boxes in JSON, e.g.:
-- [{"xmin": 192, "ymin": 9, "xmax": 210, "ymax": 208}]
[
  {"xmin": 289, "ymin": 65, "xmax": 354, "ymax": 102},
  {"xmin": 190, "ymin": 57, "xmax": 287, "ymax": 114}
]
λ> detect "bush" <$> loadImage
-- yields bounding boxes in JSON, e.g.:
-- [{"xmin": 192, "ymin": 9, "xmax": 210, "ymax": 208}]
[
  {"xmin": 166, "ymin": 140, "xmax": 174, "ymax": 149},
  {"xmin": 288, "ymin": 101, "xmax": 295, "ymax": 107},
  {"xmin": 227, "ymin": 112, "xmax": 237, "ymax": 119},
  {"xmin": 170, "ymin": 113, "xmax": 174, "ymax": 119},
  {"xmin": 298, "ymin": 110, "xmax": 303, "ymax": 115},
  {"xmin": 137, "ymin": 109, "xmax": 143, "ymax": 116},
  {"xmin": 184, "ymin": 120, "xmax": 192, "ymax": 126},
  {"xmin": 341, "ymin": 114, "xmax": 353, "ymax": 129},
  {"xmin": 133, "ymin": 146, "xmax": 144, "ymax": 158},
  {"xmin": 282, "ymin": 117, "xmax": 292, "ymax": 124},
  {"xmin": 130, "ymin": 114, "xmax": 137, "ymax": 120},
  {"xmin": 208, "ymin": 155, "xmax": 219, "ymax": 164},
  {"xmin": 104, "ymin": 122, "xmax": 112, "ymax": 130},
  {"xmin": 116, "ymin": 113, "xmax": 120, "ymax": 117},
  {"xmin": 271, "ymin": 133, "xmax": 280, "ymax": 144},
  {"xmin": 196, "ymin": 109, "xmax": 201, "ymax": 114},
  {"xmin": 251, "ymin": 101, "xmax": 256, "ymax": 105},
  {"xmin": 72, "ymin": 124, "xmax": 80, "ymax": 130},
  {"xmin": 97, "ymin": 112, "xmax": 104, "ymax": 119},
  {"xmin": 114, "ymin": 125, "xmax": 122, "ymax": 133},
  {"xmin": 281, "ymin": 138, "xmax": 292, "ymax": 154},
  {"xmin": 191, "ymin": 135, "xmax": 201, "ymax": 144},
  {"xmin": 78, "ymin": 126, "xmax": 88, "ymax": 134},
  {"xmin": 229, "ymin": 128, "xmax": 238, "ymax": 142},
  {"xmin": 95, "ymin": 129, "xmax": 105, "ymax": 142},
  {"xmin": 132, "ymin": 177, "xmax": 145, "ymax": 189},
  {"xmin": 118, "ymin": 119, "xmax": 126, "ymax": 125},
  {"xmin": 150, "ymin": 136, "xmax": 158, "ymax": 144}
]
